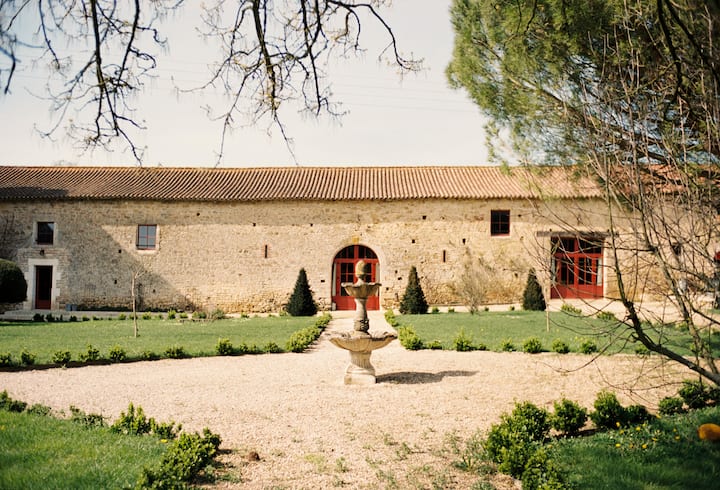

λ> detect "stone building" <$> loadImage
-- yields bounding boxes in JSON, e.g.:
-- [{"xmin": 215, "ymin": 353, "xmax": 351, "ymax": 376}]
[{"xmin": 0, "ymin": 165, "xmax": 614, "ymax": 313}]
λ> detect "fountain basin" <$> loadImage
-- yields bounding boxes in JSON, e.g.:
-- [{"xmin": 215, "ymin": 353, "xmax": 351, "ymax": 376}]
[{"xmin": 330, "ymin": 331, "xmax": 397, "ymax": 385}]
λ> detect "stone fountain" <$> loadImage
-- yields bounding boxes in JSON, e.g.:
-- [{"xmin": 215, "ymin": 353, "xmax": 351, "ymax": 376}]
[{"xmin": 330, "ymin": 260, "xmax": 397, "ymax": 385}]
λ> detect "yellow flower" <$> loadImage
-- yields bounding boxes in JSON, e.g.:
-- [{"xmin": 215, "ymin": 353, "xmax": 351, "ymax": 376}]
[
  {"xmin": 615, "ymin": 443, "xmax": 621, "ymax": 448},
  {"xmin": 160, "ymin": 439, "xmax": 169, "ymax": 444},
  {"xmin": 674, "ymin": 436, "xmax": 680, "ymax": 441},
  {"xmin": 616, "ymin": 421, "xmax": 621, "ymax": 428},
  {"xmin": 642, "ymin": 444, "xmax": 648, "ymax": 449}
]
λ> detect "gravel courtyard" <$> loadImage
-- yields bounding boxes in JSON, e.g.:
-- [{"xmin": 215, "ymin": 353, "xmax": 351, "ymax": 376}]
[{"xmin": 0, "ymin": 311, "xmax": 692, "ymax": 489}]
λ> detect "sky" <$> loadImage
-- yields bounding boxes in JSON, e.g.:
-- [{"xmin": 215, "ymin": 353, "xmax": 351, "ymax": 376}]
[{"xmin": 0, "ymin": 1, "xmax": 491, "ymax": 168}]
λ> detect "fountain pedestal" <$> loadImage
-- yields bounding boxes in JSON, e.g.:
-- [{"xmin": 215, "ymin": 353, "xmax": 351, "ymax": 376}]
[{"xmin": 329, "ymin": 260, "xmax": 397, "ymax": 385}]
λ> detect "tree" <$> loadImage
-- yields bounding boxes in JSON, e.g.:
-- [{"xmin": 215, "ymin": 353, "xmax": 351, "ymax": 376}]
[
  {"xmin": 1, "ymin": 1, "xmax": 418, "ymax": 164},
  {"xmin": 0, "ymin": 258, "xmax": 27, "ymax": 304},
  {"xmin": 399, "ymin": 266, "xmax": 428, "ymax": 315},
  {"xmin": 453, "ymin": 254, "xmax": 492, "ymax": 314},
  {"xmin": 522, "ymin": 269, "xmax": 546, "ymax": 312},
  {"xmin": 448, "ymin": 0, "xmax": 720, "ymax": 386},
  {"xmin": 286, "ymin": 268, "xmax": 317, "ymax": 316}
]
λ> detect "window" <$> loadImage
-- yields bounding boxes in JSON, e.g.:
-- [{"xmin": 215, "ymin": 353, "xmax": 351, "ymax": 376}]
[
  {"xmin": 37, "ymin": 222, "xmax": 55, "ymax": 245},
  {"xmin": 490, "ymin": 210, "xmax": 510, "ymax": 236},
  {"xmin": 136, "ymin": 225, "xmax": 157, "ymax": 250}
]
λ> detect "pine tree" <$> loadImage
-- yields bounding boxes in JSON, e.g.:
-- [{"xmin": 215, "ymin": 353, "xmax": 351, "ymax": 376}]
[
  {"xmin": 399, "ymin": 266, "xmax": 428, "ymax": 314},
  {"xmin": 522, "ymin": 269, "xmax": 546, "ymax": 311},
  {"xmin": 286, "ymin": 268, "xmax": 317, "ymax": 316}
]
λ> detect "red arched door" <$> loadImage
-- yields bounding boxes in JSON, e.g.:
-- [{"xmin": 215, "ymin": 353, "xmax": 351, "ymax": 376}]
[{"xmin": 332, "ymin": 245, "xmax": 380, "ymax": 310}]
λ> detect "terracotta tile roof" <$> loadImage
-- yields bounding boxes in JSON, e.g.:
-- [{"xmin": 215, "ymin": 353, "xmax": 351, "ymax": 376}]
[{"xmin": 0, "ymin": 165, "xmax": 602, "ymax": 202}]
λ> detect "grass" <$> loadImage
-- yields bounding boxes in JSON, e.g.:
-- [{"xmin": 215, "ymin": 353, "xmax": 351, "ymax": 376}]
[
  {"xmin": 395, "ymin": 310, "xmax": 707, "ymax": 355},
  {"xmin": 0, "ymin": 410, "xmax": 166, "ymax": 489},
  {"xmin": 549, "ymin": 405, "xmax": 720, "ymax": 489},
  {"xmin": 0, "ymin": 315, "xmax": 323, "ymax": 366}
]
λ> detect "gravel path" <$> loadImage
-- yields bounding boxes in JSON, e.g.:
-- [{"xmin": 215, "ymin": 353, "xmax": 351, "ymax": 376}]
[{"xmin": 0, "ymin": 312, "xmax": 691, "ymax": 489}]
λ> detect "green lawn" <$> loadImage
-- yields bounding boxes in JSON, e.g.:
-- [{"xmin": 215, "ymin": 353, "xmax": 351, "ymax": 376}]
[
  {"xmin": 0, "ymin": 315, "xmax": 322, "ymax": 366},
  {"xmin": 395, "ymin": 310, "xmax": 703, "ymax": 355},
  {"xmin": 550, "ymin": 405, "xmax": 720, "ymax": 489},
  {"xmin": 0, "ymin": 410, "xmax": 166, "ymax": 489}
]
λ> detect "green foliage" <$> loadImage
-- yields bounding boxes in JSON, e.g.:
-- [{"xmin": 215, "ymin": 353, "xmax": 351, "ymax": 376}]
[
  {"xmin": 658, "ymin": 396, "xmax": 686, "ymax": 416},
  {"xmin": 590, "ymin": 391, "xmax": 626, "ymax": 430},
  {"xmin": 522, "ymin": 337, "xmax": 543, "ymax": 354},
  {"xmin": 520, "ymin": 448, "xmax": 568, "ymax": 490},
  {"xmin": 453, "ymin": 328, "xmax": 475, "ymax": 351},
  {"xmin": 596, "ymin": 311, "xmax": 617, "ymax": 322},
  {"xmin": 263, "ymin": 342, "xmax": 283, "ymax": 353},
  {"xmin": 0, "ymin": 259, "xmax": 27, "ymax": 303},
  {"xmin": 551, "ymin": 339, "xmax": 570, "ymax": 354},
  {"xmin": 164, "ymin": 345, "xmax": 187, "ymax": 359},
  {"xmin": 286, "ymin": 325, "xmax": 321, "ymax": 352},
  {"xmin": 384, "ymin": 309, "xmax": 399, "ymax": 327},
  {"xmin": 552, "ymin": 398, "xmax": 588, "ymax": 436},
  {"xmin": 399, "ymin": 266, "xmax": 428, "ymax": 314},
  {"xmin": 499, "ymin": 339, "xmax": 515, "ymax": 352},
  {"xmin": 679, "ymin": 380, "xmax": 712, "ymax": 410},
  {"xmin": 0, "ymin": 390, "xmax": 27, "ymax": 412},
  {"xmin": 78, "ymin": 344, "xmax": 101, "ymax": 362},
  {"xmin": 0, "ymin": 352, "xmax": 12, "ymax": 366},
  {"xmin": 137, "ymin": 428, "xmax": 221, "ymax": 488},
  {"xmin": 69, "ymin": 405, "xmax": 107, "ymax": 429},
  {"xmin": 108, "ymin": 345, "xmax": 127, "ymax": 362},
  {"xmin": 485, "ymin": 402, "xmax": 551, "ymax": 478},
  {"xmin": 111, "ymin": 403, "xmax": 181, "ymax": 440},
  {"xmin": 398, "ymin": 325, "xmax": 423, "ymax": 350},
  {"xmin": 580, "ymin": 339, "xmax": 598, "ymax": 354},
  {"xmin": 52, "ymin": 350, "xmax": 71, "ymax": 365},
  {"xmin": 286, "ymin": 268, "xmax": 318, "ymax": 316},
  {"xmin": 210, "ymin": 308, "xmax": 225, "ymax": 320},
  {"xmin": 522, "ymin": 269, "xmax": 546, "ymax": 311},
  {"xmin": 560, "ymin": 303, "xmax": 582, "ymax": 315},
  {"xmin": 20, "ymin": 349, "xmax": 35, "ymax": 366},
  {"xmin": 215, "ymin": 338, "xmax": 234, "ymax": 356}
]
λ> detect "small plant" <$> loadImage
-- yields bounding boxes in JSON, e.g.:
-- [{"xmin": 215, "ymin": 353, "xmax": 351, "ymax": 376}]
[
  {"xmin": 0, "ymin": 390, "xmax": 27, "ymax": 412},
  {"xmin": 560, "ymin": 303, "xmax": 582, "ymax": 315},
  {"xmin": 167, "ymin": 309, "xmax": 177, "ymax": 319},
  {"xmin": 141, "ymin": 350, "xmax": 159, "ymax": 361},
  {"xmin": 448, "ymin": 307, "xmax": 455, "ymax": 313},
  {"xmin": 118, "ymin": 313, "xmax": 127, "ymax": 320},
  {"xmin": 210, "ymin": 308, "xmax": 226, "ymax": 320},
  {"xmin": 165, "ymin": 345, "xmax": 187, "ymax": 359},
  {"xmin": 141, "ymin": 312, "xmax": 152, "ymax": 320},
  {"xmin": 52, "ymin": 350, "xmax": 71, "ymax": 366},
  {"xmin": 46, "ymin": 313, "xmax": 55, "ymax": 322},
  {"xmin": 32, "ymin": 313, "xmax": 44, "ymax": 322},
  {"xmin": 263, "ymin": 342, "xmax": 283, "ymax": 353},
  {"xmin": 108, "ymin": 345, "xmax": 127, "ymax": 362},
  {"xmin": 596, "ymin": 310, "xmax": 617, "ymax": 322},
  {"xmin": 0, "ymin": 353, "xmax": 12, "ymax": 367},
  {"xmin": 551, "ymin": 339, "xmax": 570, "ymax": 354},
  {"xmin": 658, "ymin": 396, "xmax": 686, "ymax": 415},
  {"xmin": 384, "ymin": 309, "xmax": 399, "ymax": 327},
  {"xmin": 579, "ymin": 339, "xmax": 598, "ymax": 354},
  {"xmin": 431, "ymin": 306, "xmax": 440, "ymax": 314},
  {"xmin": 453, "ymin": 328, "xmax": 475, "ymax": 351},
  {"xmin": 78, "ymin": 344, "xmax": 101, "ymax": 362},
  {"xmin": 551, "ymin": 398, "xmax": 588, "ymax": 436},
  {"xmin": 286, "ymin": 325, "xmax": 322, "ymax": 352},
  {"xmin": 69, "ymin": 315, "xmax": 78, "ymax": 322},
  {"xmin": 522, "ymin": 337, "xmax": 543, "ymax": 354},
  {"xmin": 179, "ymin": 312, "xmax": 188, "ymax": 319},
  {"xmin": 678, "ymin": 379, "xmax": 711, "ymax": 409},
  {"xmin": 70, "ymin": 405, "xmax": 107, "ymax": 429},
  {"xmin": 589, "ymin": 390, "xmax": 626, "ymax": 430},
  {"xmin": 194, "ymin": 311, "xmax": 207, "ymax": 320},
  {"xmin": 20, "ymin": 349, "xmax": 36, "ymax": 366},
  {"xmin": 398, "ymin": 325, "xmax": 423, "ymax": 350},
  {"xmin": 499, "ymin": 339, "xmax": 516, "ymax": 352},
  {"xmin": 625, "ymin": 404, "xmax": 651, "ymax": 424},
  {"xmin": 425, "ymin": 340, "xmax": 443, "ymax": 350},
  {"xmin": 216, "ymin": 338, "xmax": 234, "ymax": 356}
]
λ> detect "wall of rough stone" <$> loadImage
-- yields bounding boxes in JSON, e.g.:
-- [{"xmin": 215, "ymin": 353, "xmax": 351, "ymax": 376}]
[{"xmin": 0, "ymin": 196, "xmax": 616, "ymax": 312}]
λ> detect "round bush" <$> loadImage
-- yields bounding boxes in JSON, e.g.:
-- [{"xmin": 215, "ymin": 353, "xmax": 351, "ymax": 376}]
[
  {"xmin": 590, "ymin": 390, "xmax": 625, "ymax": 430},
  {"xmin": 0, "ymin": 259, "xmax": 27, "ymax": 304},
  {"xmin": 551, "ymin": 339, "xmax": 570, "ymax": 354},
  {"xmin": 658, "ymin": 396, "xmax": 686, "ymax": 415},
  {"xmin": 579, "ymin": 339, "xmax": 598, "ymax": 354},
  {"xmin": 552, "ymin": 398, "xmax": 588, "ymax": 436},
  {"xmin": 523, "ymin": 337, "xmax": 543, "ymax": 354}
]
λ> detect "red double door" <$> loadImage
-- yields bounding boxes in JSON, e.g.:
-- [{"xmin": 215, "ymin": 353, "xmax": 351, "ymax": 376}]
[
  {"xmin": 332, "ymin": 245, "xmax": 380, "ymax": 310},
  {"xmin": 551, "ymin": 237, "xmax": 604, "ymax": 299}
]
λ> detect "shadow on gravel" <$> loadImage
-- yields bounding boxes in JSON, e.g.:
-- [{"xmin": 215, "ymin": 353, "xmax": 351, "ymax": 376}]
[{"xmin": 376, "ymin": 370, "xmax": 477, "ymax": 385}]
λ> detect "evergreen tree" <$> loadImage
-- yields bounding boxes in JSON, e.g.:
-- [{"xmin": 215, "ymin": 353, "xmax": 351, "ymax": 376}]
[
  {"xmin": 522, "ymin": 269, "xmax": 546, "ymax": 311},
  {"xmin": 399, "ymin": 266, "xmax": 429, "ymax": 314},
  {"xmin": 0, "ymin": 259, "xmax": 27, "ymax": 304},
  {"xmin": 286, "ymin": 268, "xmax": 317, "ymax": 316}
]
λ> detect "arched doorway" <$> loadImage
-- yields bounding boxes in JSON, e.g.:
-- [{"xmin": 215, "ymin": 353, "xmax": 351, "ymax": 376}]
[{"xmin": 332, "ymin": 245, "xmax": 380, "ymax": 310}]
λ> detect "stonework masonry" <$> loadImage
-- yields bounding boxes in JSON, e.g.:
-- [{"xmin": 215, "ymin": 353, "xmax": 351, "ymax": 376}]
[{"xmin": 0, "ymin": 195, "xmax": 618, "ymax": 313}]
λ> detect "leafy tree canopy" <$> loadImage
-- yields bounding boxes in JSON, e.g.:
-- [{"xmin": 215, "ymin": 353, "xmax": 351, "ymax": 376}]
[{"xmin": 447, "ymin": 0, "xmax": 720, "ymax": 165}]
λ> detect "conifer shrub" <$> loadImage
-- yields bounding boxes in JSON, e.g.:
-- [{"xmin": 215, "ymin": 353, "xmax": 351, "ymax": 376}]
[
  {"xmin": 590, "ymin": 390, "xmax": 626, "ymax": 429},
  {"xmin": 522, "ymin": 269, "xmax": 546, "ymax": 311},
  {"xmin": 399, "ymin": 266, "xmax": 428, "ymax": 314},
  {"xmin": 286, "ymin": 268, "xmax": 318, "ymax": 316},
  {"xmin": 658, "ymin": 396, "xmax": 686, "ymax": 415},
  {"xmin": 522, "ymin": 337, "xmax": 543, "ymax": 354},
  {"xmin": 398, "ymin": 325, "xmax": 423, "ymax": 350},
  {"xmin": 0, "ymin": 258, "xmax": 27, "ymax": 304},
  {"xmin": 551, "ymin": 339, "xmax": 570, "ymax": 354},
  {"xmin": 453, "ymin": 328, "xmax": 475, "ymax": 351},
  {"xmin": 551, "ymin": 398, "xmax": 588, "ymax": 436}
]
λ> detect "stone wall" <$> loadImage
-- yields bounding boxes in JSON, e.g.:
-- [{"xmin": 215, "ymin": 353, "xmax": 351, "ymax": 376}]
[{"xmin": 0, "ymin": 196, "xmax": 614, "ymax": 312}]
